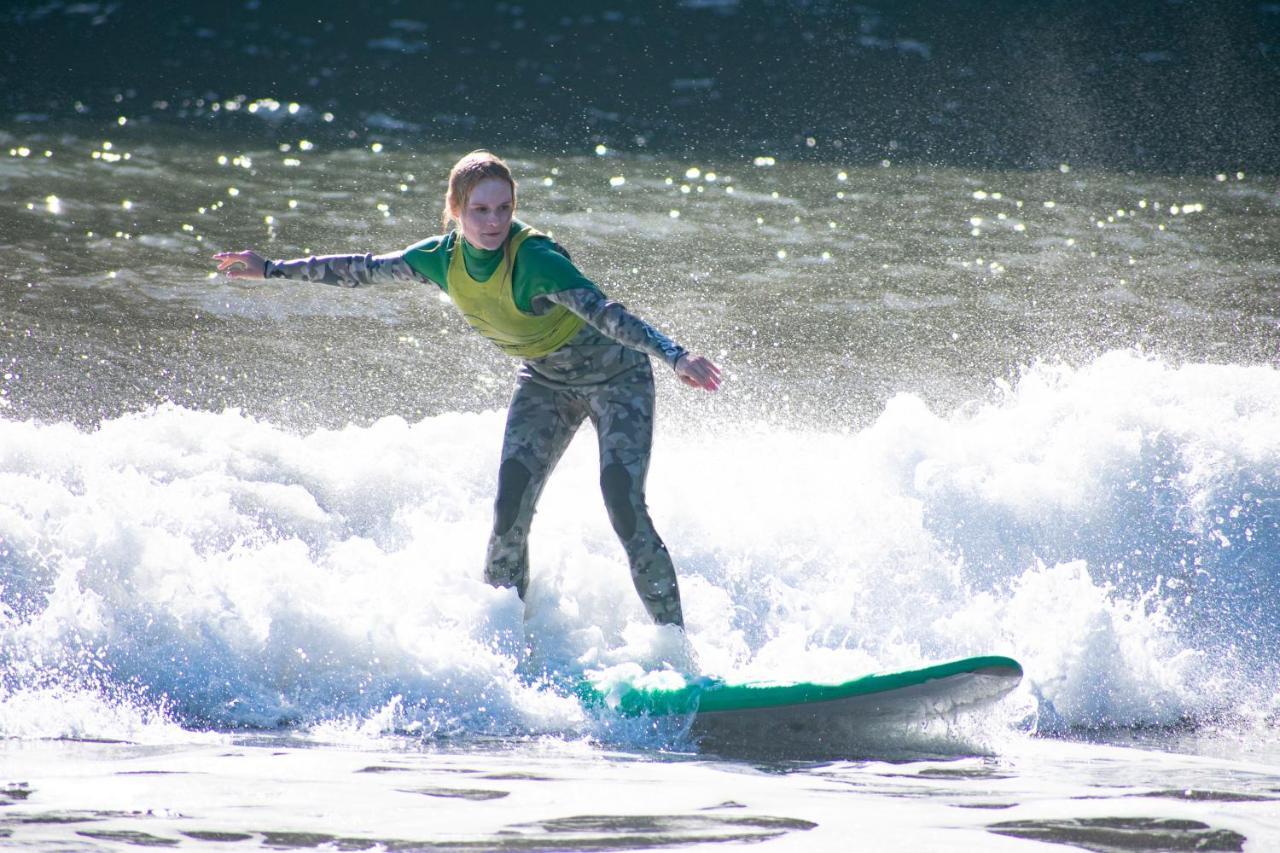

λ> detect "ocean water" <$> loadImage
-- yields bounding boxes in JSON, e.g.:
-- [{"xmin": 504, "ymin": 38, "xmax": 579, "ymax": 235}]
[{"xmin": 3, "ymin": 122, "xmax": 1280, "ymax": 849}]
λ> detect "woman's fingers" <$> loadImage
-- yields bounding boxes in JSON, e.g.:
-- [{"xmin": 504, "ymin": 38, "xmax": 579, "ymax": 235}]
[
  {"xmin": 692, "ymin": 357, "xmax": 721, "ymax": 390},
  {"xmin": 211, "ymin": 251, "xmax": 263, "ymax": 278},
  {"xmin": 677, "ymin": 355, "xmax": 722, "ymax": 391},
  {"xmin": 213, "ymin": 251, "xmax": 246, "ymax": 269}
]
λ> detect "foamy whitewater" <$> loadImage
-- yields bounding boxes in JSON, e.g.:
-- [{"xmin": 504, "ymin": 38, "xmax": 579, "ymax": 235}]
[{"xmin": 4, "ymin": 351, "xmax": 1277, "ymax": 747}]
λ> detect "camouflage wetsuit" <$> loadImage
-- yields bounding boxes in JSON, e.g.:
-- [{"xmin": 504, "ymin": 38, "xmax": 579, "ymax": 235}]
[{"xmin": 263, "ymin": 220, "xmax": 687, "ymax": 626}]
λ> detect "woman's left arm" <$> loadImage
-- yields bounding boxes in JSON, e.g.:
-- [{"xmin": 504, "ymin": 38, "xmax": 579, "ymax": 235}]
[{"xmin": 542, "ymin": 288, "xmax": 721, "ymax": 391}]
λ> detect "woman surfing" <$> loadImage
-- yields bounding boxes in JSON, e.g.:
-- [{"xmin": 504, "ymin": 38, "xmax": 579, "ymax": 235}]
[{"xmin": 214, "ymin": 150, "xmax": 720, "ymax": 629}]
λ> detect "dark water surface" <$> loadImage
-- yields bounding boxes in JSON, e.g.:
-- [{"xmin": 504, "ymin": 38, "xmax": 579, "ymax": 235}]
[{"xmin": 4, "ymin": 0, "xmax": 1279, "ymax": 173}]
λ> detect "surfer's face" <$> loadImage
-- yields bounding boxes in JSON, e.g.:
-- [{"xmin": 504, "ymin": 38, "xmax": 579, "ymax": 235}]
[{"xmin": 457, "ymin": 177, "xmax": 514, "ymax": 251}]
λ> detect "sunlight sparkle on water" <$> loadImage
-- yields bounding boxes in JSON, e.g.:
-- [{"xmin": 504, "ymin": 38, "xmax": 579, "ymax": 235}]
[
  {"xmin": 246, "ymin": 98, "xmax": 283, "ymax": 114},
  {"xmin": 93, "ymin": 140, "xmax": 128, "ymax": 162}
]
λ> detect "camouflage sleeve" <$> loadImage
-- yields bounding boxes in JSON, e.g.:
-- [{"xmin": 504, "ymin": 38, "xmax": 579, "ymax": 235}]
[
  {"xmin": 263, "ymin": 251, "xmax": 428, "ymax": 287},
  {"xmin": 540, "ymin": 287, "xmax": 688, "ymax": 368}
]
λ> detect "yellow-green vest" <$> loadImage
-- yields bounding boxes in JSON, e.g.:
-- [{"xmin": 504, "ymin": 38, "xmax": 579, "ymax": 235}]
[{"xmin": 446, "ymin": 225, "xmax": 585, "ymax": 359}]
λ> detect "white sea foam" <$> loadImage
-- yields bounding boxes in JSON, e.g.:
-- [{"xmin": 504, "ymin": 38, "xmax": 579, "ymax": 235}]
[{"xmin": 1, "ymin": 351, "xmax": 1277, "ymax": 742}]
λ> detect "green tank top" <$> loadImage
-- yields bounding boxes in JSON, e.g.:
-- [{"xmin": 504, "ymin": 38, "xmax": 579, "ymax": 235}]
[{"xmin": 443, "ymin": 225, "xmax": 586, "ymax": 359}]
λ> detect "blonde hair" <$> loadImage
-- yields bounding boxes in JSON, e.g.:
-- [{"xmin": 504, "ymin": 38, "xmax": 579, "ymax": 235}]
[{"xmin": 442, "ymin": 150, "xmax": 517, "ymax": 232}]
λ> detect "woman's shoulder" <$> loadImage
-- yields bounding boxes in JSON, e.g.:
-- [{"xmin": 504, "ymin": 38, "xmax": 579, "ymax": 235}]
[
  {"xmin": 404, "ymin": 231, "xmax": 457, "ymax": 255},
  {"xmin": 514, "ymin": 222, "xmax": 572, "ymax": 262},
  {"xmin": 400, "ymin": 231, "xmax": 457, "ymax": 286},
  {"xmin": 511, "ymin": 222, "xmax": 597, "ymax": 294}
]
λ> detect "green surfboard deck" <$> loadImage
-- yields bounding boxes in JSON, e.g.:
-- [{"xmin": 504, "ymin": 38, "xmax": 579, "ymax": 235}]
[{"xmin": 576, "ymin": 655, "xmax": 1023, "ymax": 719}]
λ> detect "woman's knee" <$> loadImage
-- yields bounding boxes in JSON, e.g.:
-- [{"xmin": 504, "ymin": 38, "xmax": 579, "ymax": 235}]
[
  {"xmin": 494, "ymin": 458, "xmax": 533, "ymax": 535},
  {"xmin": 600, "ymin": 463, "xmax": 642, "ymax": 540}
]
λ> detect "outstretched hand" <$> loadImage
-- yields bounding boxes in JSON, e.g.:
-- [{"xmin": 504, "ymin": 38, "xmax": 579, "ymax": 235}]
[
  {"xmin": 674, "ymin": 354, "xmax": 722, "ymax": 392},
  {"xmin": 213, "ymin": 250, "xmax": 268, "ymax": 279}
]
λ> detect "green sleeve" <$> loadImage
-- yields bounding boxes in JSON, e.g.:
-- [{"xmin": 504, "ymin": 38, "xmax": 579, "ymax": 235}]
[
  {"xmin": 401, "ymin": 232, "xmax": 456, "ymax": 292},
  {"xmin": 512, "ymin": 236, "xmax": 602, "ymax": 313}
]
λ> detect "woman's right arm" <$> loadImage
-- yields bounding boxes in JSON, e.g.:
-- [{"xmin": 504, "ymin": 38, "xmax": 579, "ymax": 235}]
[{"xmin": 213, "ymin": 250, "xmax": 426, "ymax": 287}]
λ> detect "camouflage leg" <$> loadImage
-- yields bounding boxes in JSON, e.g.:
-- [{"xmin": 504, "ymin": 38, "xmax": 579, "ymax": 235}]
[
  {"xmin": 485, "ymin": 378, "xmax": 584, "ymax": 597},
  {"xmin": 588, "ymin": 363, "xmax": 684, "ymax": 628}
]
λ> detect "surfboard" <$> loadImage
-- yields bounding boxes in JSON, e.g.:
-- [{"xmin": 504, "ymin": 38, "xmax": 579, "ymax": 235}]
[{"xmin": 576, "ymin": 655, "xmax": 1022, "ymax": 749}]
